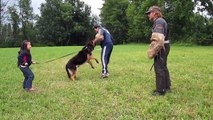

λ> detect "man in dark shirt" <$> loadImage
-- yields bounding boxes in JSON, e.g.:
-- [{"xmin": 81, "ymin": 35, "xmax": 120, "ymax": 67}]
[{"xmin": 146, "ymin": 6, "xmax": 171, "ymax": 96}]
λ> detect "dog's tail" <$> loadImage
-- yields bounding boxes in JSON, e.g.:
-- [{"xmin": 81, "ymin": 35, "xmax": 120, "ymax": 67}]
[{"xmin": 66, "ymin": 65, "xmax": 71, "ymax": 78}]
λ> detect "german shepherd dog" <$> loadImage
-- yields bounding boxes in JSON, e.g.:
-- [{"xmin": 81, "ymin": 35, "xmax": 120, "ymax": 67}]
[{"xmin": 66, "ymin": 41, "xmax": 99, "ymax": 80}]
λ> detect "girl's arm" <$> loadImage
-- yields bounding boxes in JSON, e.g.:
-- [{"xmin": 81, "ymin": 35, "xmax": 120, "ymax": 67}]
[{"xmin": 18, "ymin": 52, "xmax": 28, "ymax": 66}]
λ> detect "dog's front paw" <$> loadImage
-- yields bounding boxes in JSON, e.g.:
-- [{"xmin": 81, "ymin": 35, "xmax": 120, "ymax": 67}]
[
  {"xmin": 96, "ymin": 60, "xmax": 99, "ymax": 64},
  {"xmin": 92, "ymin": 66, "xmax": 95, "ymax": 69}
]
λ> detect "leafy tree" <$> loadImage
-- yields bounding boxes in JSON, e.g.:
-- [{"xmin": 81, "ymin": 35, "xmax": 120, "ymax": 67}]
[
  {"xmin": 126, "ymin": 0, "xmax": 164, "ymax": 43},
  {"xmin": 127, "ymin": 0, "xmax": 196, "ymax": 43},
  {"xmin": 2, "ymin": 24, "xmax": 14, "ymax": 47},
  {"xmin": 194, "ymin": 0, "xmax": 213, "ymax": 17},
  {"xmin": 65, "ymin": 0, "xmax": 93, "ymax": 45},
  {"xmin": 100, "ymin": 0, "xmax": 129, "ymax": 44},
  {"xmin": 164, "ymin": 0, "xmax": 195, "ymax": 43},
  {"xmin": 8, "ymin": 5, "xmax": 21, "ymax": 46},
  {"xmin": 0, "ymin": 0, "xmax": 212, "ymax": 47},
  {"xmin": 191, "ymin": 14, "xmax": 213, "ymax": 45},
  {"xmin": 0, "ymin": 0, "xmax": 10, "ymax": 45},
  {"xmin": 37, "ymin": 0, "xmax": 64, "ymax": 45},
  {"xmin": 0, "ymin": 0, "xmax": 10, "ymax": 26},
  {"xmin": 18, "ymin": 0, "xmax": 34, "ymax": 40},
  {"xmin": 37, "ymin": 0, "xmax": 93, "ymax": 46},
  {"xmin": 162, "ymin": 0, "xmax": 212, "ymax": 44},
  {"xmin": 127, "ymin": 0, "xmax": 147, "ymax": 43}
]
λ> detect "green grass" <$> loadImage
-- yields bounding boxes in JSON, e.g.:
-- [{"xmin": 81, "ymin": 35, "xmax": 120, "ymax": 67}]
[{"xmin": 0, "ymin": 44, "xmax": 212, "ymax": 119}]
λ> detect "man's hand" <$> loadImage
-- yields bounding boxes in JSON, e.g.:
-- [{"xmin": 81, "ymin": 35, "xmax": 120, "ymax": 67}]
[{"xmin": 95, "ymin": 33, "xmax": 104, "ymax": 41}]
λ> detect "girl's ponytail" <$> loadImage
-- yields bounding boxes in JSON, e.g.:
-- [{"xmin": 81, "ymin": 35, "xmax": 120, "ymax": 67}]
[
  {"xmin": 18, "ymin": 40, "xmax": 29, "ymax": 55},
  {"xmin": 17, "ymin": 40, "xmax": 29, "ymax": 67}
]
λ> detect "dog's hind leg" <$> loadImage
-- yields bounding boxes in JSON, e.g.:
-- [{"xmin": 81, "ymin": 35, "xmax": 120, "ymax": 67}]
[
  {"xmin": 71, "ymin": 75, "xmax": 75, "ymax": 81},
  {"xmin": 70, "ymin": 66, "xmax": 78, "ymax": 80},
  {"xmin": 66, "ymin": 66, "xmax": 75, "ymax": 80},
  {"xmin": 71, "ymin": 70, "xmax": 77, "ymax": 80},
  {"xmin": 67, "ymin": 68, "xmax": 74, "ymax": 80},
  {"xmin": 66, "ymin": 66, "xmax": 71, "ymax": 78},
  {"xmin": 75, "ymin": 66, "xmax": 78, "ymax": 80}
]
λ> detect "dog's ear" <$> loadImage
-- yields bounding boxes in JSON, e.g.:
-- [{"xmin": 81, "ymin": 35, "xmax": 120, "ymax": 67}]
[{"xmin": 85, "ymin": 40, "xmax": 92, "ymax": 45}]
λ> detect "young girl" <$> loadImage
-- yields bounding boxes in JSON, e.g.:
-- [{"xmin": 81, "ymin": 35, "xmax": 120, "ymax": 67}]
[{"xmin": 18, "ymin": 40, "xmax": 36, "ymax": 92}]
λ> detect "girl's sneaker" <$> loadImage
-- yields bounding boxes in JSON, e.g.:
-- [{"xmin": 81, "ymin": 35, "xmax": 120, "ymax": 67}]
[{"xmin": 25, "ymin": 87, "xmax": 36, "ymax": 92}]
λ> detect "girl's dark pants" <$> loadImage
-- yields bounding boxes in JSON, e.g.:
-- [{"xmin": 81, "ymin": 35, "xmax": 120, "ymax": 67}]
[
  {"xmin": 19, "ymin": 66, "xmax": 34, "ymax": 89},
  {"xmin": 154, "ymin": 43, "xmax": 171, "ymax": 92}
]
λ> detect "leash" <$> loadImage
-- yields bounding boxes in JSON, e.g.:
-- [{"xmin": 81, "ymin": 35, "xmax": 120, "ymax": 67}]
[
  {"xmin": 36, "ymin": 51, "xmax": 77, "ymax": 64},
  {"xmin": 149, "ymin": 50, "xmax": 163, "ymax": 71},
  {"xmin": 150, "ymin": 63, "xmax": 154, "ymax": 71},
  {"xmin": 35, "ymin": 48, "xmax": 101, "ymax": 64}
]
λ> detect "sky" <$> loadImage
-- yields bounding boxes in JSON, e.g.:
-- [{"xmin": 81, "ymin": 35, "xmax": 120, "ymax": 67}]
[{"xmin": 31, "ymin": 0, "xmax": 104, "ymax": 16}]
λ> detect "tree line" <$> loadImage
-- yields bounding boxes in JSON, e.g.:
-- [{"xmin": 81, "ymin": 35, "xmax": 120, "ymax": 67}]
[{"xmin": 0, "ymin": 0, "xmax": 212, "ymax": 47}]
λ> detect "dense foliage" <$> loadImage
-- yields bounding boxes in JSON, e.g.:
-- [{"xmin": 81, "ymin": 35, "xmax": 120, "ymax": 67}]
[
  {"xmin": 36, "ymin": 0, "xmax": 94, "ymax": 46},
  {"xmin": 0, "ymin": 0, "xmax": 212, "ymax": 47},
  {"xmin": 101, "ymin": 0, "xmax": 213, "ymax": 45}
]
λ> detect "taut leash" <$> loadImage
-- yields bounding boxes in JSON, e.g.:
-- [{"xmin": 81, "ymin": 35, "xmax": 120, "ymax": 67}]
[
  {"xmin": 36, "ymin": 51, "xmax": 77, "ymax": 64},
  {"xmin": 35, "ymin": 48, "xmax": 101, "ymax": 64},
  {"xmin": 150, "ymin": 63, "xmax": 154, "ymax": 71}
]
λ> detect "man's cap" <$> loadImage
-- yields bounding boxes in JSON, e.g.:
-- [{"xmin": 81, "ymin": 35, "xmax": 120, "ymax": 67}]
[
  {"xmin": 93, "ymin": 24, "xmax": 101, "ymax": 28},
  {"xmin": 146, "ymin": 6, "xmax": 161, "ymax": 14}
]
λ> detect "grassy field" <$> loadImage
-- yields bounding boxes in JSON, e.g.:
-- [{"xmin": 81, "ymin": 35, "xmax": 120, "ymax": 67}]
[{"xmin": 0, "ymin": 44, "xmax": 212, "ymax": 119}]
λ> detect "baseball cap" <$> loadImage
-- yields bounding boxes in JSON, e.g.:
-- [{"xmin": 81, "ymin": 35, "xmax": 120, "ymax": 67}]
[
  {"xmin": 93, "ymin": 24, "xmax": 101, "ymax": 28},
  {"xmin": 146, "ymin": 6, "xmax": 161, "ymax": 14}
]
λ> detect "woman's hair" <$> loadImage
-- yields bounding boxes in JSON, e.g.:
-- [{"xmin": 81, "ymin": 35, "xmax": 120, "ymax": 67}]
[{"xmin": 18, "ymin": 40, "xmax": 30, "ymax": 54}]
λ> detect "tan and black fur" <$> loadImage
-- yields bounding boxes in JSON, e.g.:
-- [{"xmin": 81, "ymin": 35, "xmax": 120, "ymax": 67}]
[{"xmin": 65, "ymin": 41, "xmax": 98, "ymax": 80}]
